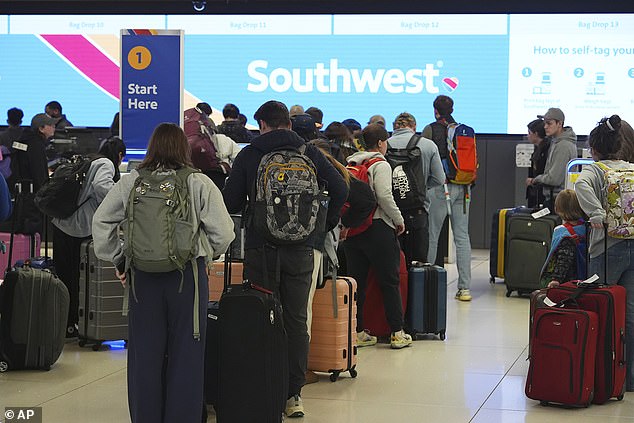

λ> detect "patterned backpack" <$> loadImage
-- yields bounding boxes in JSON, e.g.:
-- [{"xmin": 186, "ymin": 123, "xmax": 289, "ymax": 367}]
[
  {"xmin": 251, "ymin": 144, "xmax": 328, "ymax": 244},
  {"xmin": 595, "ymin": 162, "xmax": 634, "ymax": 238}
]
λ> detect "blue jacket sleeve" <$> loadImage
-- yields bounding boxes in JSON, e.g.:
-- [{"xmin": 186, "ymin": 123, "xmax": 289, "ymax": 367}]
[{"xmin": 0, "ymin": 175, "xmax": 11, "ymax": 221}]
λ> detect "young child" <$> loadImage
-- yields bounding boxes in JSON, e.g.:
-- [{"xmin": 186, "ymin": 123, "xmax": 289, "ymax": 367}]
[{"xmin": 540, "ymin": 189, "xmax": 587, "ymax": 288}]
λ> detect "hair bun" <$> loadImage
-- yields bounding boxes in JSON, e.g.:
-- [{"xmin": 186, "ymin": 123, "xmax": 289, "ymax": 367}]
[{"xmin": 607, "ymin": 115, "xmax": 622, "ymax": 132}]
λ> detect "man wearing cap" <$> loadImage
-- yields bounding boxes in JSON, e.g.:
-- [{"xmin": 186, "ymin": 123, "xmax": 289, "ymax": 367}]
[
  {"xmin": 291, "ymin": 113, "xmax": 319, "ymax": 142},
  {"xmin": 305, "ymin": 107, "xmax": 324, "ymax": 131},
  {"xmin": 526, "ymin": 107, "xmax": 577, "ymax": 202},
  {"xmin": 387, "ymin": 112, "xmax": 445, "ymax": 264},
  {"xmin": 289, "ymin": 104, "xmax": 305, "ymax": 117},
  {"xmin": 9, "ymin": 113, "xmax": 55, "ymax": 233}
]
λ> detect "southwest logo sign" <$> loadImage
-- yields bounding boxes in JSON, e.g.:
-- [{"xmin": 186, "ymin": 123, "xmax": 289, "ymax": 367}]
[
  {"xmin": 442, "ymin": 77, "xmax": 459, "ymax": 93},
  {"xmin": 247, "ymin": 59, "xmax": 459, "ymax": 94}
]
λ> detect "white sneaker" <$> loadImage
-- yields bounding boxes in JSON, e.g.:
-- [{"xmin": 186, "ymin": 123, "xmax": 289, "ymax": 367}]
[
  {"xmin": 390, "ymin": 329, "xmax": 413, "ymax": 349},
  {"xmin": 356, "ymin": 330, "xmax": 378, "ymax": 347},
  {"xmin": 285, "ymin": 394, "xmax": 304, "ymax": 418},
  {"xmin": 455, "ymin": 289, "xmax": 472, "ymax": 301}
]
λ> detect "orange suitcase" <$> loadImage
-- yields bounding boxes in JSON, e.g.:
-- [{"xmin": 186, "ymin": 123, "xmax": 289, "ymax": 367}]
[
  {"xmin": 308, "ymin": 276, "xmax": 358, "ymax": 382},
  {"xmin": 208, "ymin": 261, "xmax": 243, "ymax": 301}
]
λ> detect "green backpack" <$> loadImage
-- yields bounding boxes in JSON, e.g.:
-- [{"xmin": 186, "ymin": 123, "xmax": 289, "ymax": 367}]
[
  {"xmin": 123, "ymin": 167, "xmax": 199, "ymax": 272},
  {"xmin": 123, "ymin": 166, "xmax": 207, "ymax": 340}
]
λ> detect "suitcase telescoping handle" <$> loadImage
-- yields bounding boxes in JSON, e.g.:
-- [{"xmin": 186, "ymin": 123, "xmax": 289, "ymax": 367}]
[
  {"xmin": 223, "ymin": 235, "xmax": 233, "ymax": 291},
  {"xmin": 7, "ymin": 181, "xmax": 34, "ymax": 275},
  {"xmin": 223, "ymin": 239, "xmax": 273, "ymax": 296}
]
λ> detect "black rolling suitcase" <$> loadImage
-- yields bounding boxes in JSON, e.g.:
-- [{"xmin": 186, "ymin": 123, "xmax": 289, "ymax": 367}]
[
  {"xmin": 504, "ymin": 214, "xmax": 560, "ymax": 297},
  {"xmin": 211, "ymin": 238, "xmax": 288, "ymax": 423},
  {"xmin": 405, "ymin": 262, "xmax": 447, "ymax": 340},
  {"xmin": 0, "ymin": 267, "xmax": 69, "ymax": 371},
  {"xmin": 216, "ymin": 281, "xmax": 288, "ymax": 423}
]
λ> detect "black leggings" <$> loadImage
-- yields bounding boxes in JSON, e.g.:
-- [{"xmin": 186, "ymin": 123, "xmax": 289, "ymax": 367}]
[{"xmin": 343, "ymin": 220, "xmax": 404, "ymax": 333}]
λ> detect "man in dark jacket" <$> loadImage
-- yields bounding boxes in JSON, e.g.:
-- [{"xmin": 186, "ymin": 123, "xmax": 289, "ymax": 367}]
[
  {"xmin": 45, "ymin": 100, "xmax": 73, "ymax": 129},
  {"xmin": 0, "ymin": 107, "xmax": 24, "ymax": 148},
  {"xmin": 217, "ymin": 103, "xmax": 254, "ymax": 144},
  {"xmin": 223, "ymin": 100, "xmax": 347, "ymax": 418},
  {"xmin": 9, "ymin": 113, "xmax": 54, "ymax": 234}
]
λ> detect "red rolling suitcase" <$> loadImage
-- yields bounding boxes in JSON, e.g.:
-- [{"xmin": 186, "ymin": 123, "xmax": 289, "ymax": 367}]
[
  {"xmin": 545, "ymin": 282, "xmax": 627, "ymax": 403},
  {"xmin": 363, "ymin": 250, "xmax": 407, "ymax": 337},
  {"xmin": 526, "ymin": 307, "xmax": 598, "ymax": 407}
]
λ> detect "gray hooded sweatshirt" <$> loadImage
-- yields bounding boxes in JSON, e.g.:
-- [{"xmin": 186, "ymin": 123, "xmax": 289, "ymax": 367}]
[
  {"xmin": 575, "ymin": 159, "xmax": 634, "ymax": 258},
  {"xmin": 346, "ymin": 151, "xmax": 404, "ymax": 229},
  {"xmin": 533, "ymin": 126, "xmax": 578, "ymax": 194},
  {"xmin": 92, "ymin": 169, "xmax": 235, "ymax": 270}
]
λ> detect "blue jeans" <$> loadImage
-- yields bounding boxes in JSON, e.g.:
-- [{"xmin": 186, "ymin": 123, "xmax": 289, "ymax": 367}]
[
  {"xmin": 427, "ymin": 184, "xmax": 472, "ymax": 290},
  {"xmin": 589, "ymin": 240, "xmax": 634, "ymax": 390}
]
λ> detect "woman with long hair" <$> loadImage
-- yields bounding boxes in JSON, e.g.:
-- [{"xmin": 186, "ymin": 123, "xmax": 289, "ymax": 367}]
[{"xmin": 92, "ymin": 123, "xmax": 235, "ymax": 423}]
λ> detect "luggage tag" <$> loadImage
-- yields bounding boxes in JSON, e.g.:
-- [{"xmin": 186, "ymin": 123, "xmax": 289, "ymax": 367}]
[
  {"xmin": 576, "ymin": 274, "xmax": 600, "ymax": 286},
  {"xmin": 531, "ymin": 208, "xmax": 551, "ymax": 219}
]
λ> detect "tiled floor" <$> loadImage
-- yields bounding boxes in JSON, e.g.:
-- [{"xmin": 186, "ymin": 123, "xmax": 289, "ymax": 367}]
[{"xmin": 1, "ymin": 249, "xmax": 633, "ymax": 423}]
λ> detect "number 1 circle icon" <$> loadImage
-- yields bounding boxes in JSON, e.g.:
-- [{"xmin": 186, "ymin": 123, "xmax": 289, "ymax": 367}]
[{"xmin": 128, "ymin": 46, "xmax": 152, "ymax": 70}]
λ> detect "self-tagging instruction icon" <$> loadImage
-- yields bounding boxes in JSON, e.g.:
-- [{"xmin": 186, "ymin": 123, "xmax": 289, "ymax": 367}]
[{"xmin": 533, "ymin": 72, "xmax": 551, "ymax": 95}]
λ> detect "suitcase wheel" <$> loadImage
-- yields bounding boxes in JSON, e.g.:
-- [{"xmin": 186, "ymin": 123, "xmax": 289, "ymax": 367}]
[
  {"xmin": 539, "ymin": 401, "xmax": 549, "ymax": 407},
  {"xmin": 0, "ymin": 360, "xmax": 9, "ymax": 372},
  {"xmin": 439, "ymin": 331, "xmax": 446, "ymax": 341},
  {"xmin": 489, "ymin": 277, "xmax": 495, "ymax": 284},
  {"xmin": 617, "ymin": 395, "xmax": 624, "ymax": 401},
  {"xmin": 505, "ymin": 289, "xmax": 513, "ymax": 298},
  {"xmin": 329, "ymin": 371, "xmax": 340, "ymax": 382},
  {"xmin": 78, "ymin": 339, "xmax": 87, "ymax": 347},
  {"xmin": 92, "ymin": 342, "xmax": 103, "ymax": 352},
  {"xmin": 349, "ymin": 368, "xmax": 357, "ymax": 378}
]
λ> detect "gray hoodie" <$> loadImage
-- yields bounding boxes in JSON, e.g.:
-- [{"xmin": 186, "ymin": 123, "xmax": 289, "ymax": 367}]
[
  {"xmin": 92, "ymin": 169, "xmax": 235, "ymax": 270},
  {"xmin": 533, "ymin": 126, "xmax": 577, "ymax": 194},
  {"xmin": 346, "ymin": 151, "xmax": 404, "ymax": 229},
  {"xmin": 575, "ymin": 159, "xmax": 634, "ymax": 257},
  {"xmin": 387, "ymin": 128, "xmax": 445, "ymax": 212},
  {"xmin": 52, "ymin": 157, "xmax": 116, "ymax": 238}
]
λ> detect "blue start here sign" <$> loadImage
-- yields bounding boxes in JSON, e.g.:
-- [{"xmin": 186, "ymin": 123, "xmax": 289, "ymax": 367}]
[{"xmin": 120, "ymin": 29, "xmax": 184, "ymax": 158}]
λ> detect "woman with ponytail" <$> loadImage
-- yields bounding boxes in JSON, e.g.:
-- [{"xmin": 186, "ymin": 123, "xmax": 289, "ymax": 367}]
[{"xmin": 575, "ymin": 114, "xmax": 634, "ymax": 392}]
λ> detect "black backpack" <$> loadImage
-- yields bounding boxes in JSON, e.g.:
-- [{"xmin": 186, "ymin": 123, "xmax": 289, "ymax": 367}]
[
  {"xmin": 385, "ymin": 134, "xmax": 427, "ymax": 211},
  {"xmin": 34, "ymin": 156, "xmax": 95, "ymax": 219}
]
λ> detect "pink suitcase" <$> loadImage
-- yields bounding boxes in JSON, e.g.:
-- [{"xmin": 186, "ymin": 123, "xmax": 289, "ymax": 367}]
[
  {"xmin": 0, "ymin": 232, "xmax": 41, "ymax": 274},
  {"xmin": 308, "ymin": 276, "xmax": 358, "ymax": 382}
]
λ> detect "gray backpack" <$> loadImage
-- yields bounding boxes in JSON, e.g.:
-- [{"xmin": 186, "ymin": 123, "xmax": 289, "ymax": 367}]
[
  {"xmin": 252, "ymin": 144, "xmax": 328, "ymax": 244},
  {"xmin": 123, "ymin": 167, "xmax": 200, "ymax": 273}
]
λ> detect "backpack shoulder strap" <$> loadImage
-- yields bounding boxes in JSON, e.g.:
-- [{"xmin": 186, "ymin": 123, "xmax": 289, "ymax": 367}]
[
  {"xmin": 405, "ymin": 133, "xmax": 422, "ymax": 150},
  {"xmin": 364, "ymin": 157, "xmax": 385, "ymax": 168},
  {"xmin": 594, "ymin": 161, "xmax": 610, "ymax": 172},
  {"xmin": 446, "ymin": 123, "xmax": 459, "ymax": 150}
]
